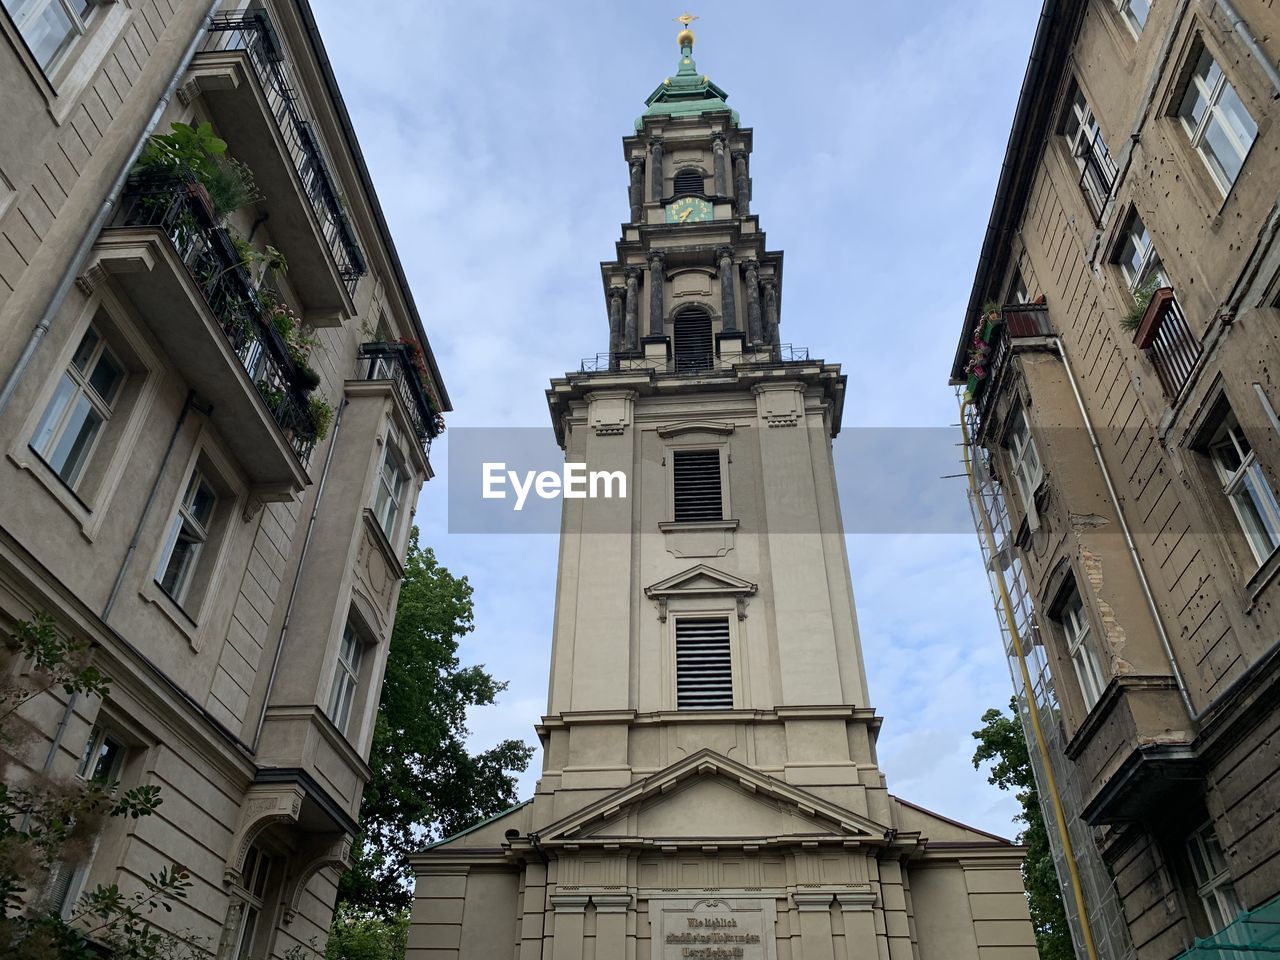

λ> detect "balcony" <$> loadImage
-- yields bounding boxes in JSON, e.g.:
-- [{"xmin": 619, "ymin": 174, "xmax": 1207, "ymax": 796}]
[
  {"xmin": 186, "ymin": 11, "xmax": 366, "ymax": 322},
  {"xmin": 93, "ymin": 176, "xmax": 318, "ymax": 488},
  {"xmin": 356, "ymin": 341, "xmax": 442, "ymax": 453},
  {"xmin": 579, "ymin": 343, "xmax": 810, "ymax": 375},
  {"xmin": 1133, "ymin": 288, "xmax": 1202, "ymax": 400},
  {"xmin": 967, "ymin": 302, "xmax": 1052, "ymax": 430}
]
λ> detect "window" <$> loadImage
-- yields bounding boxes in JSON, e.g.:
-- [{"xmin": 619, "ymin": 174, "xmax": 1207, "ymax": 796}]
[
  {"xmin": 672, "ymin": 449, "xmax": 723, "ymax": 522},
  {"xmin": 1006, "ymin": 404, "xmax": 1043, "ymax": 509},
  {"xmin": 1207, "ymin": 409, "xmax": 1280, "ymax": 565},
  {"xmin": 326, "ymin": 623, "xmax": 364, "ymax": 735},
  {"xmin": 1116, "ymin": 0, "xmax": 1149, "ymax": 35},
  {"xmin": 1006, "ymin": 266, "xmax": 1030, "ymax": 306},
  {"xmin": 1116, "ymin": 211, "xmax": 1168, "ymax": 293},
  {"xmin": 30, "ymin": 324, "xmax": 125, "ymax": 489},
  {"xmin": 673, "ymin": 306, "xmax": 714, "ymax": 372},
  {"xmin": 1186, "ymin": 822, "xmax": 1243, "ymax": 933},
  {"xmin": 2, "ymin": 0, "xmax": 97, "ymax": 71},
  {"xmin": 373, "ymin": 433, "xmax": 408, "ymax": 539},
  {"xmin": 673, "ymin": 168, "xmax": 704, "ymax": 197},
  {"xmin": 1178, "ymin": 46, "xmax": 1258, "ymax": 193},
  {"xmin": 1060, "ymin": 588, "xmax": 1107, "ymax": 710},
  {"xmin": 1062, "ymin": 84, "xmax": 1117, "ymax": 220},
  {"xmin": 156, "ymin": 469, "xmax": 218, "ymax": 607},
  {"xmin": 675, "ymin": 617, "xmax": 732, "ymax": 710},
  {"xmin": 234, "ymin": 845, "xmax": 274, "ymax": 960}
]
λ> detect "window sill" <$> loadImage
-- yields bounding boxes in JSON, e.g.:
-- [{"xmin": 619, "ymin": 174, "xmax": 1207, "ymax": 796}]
[
  {"xmin": 140, "ymin": 579, "xmax": 201, "ymax": 650},
  {"xmin": 8, "ymin": 447, "xmax": 97, "ymax": 541},
  {"xmin": 1245, "ymin": 545, "xmax": 1280, "ymax": 606}
]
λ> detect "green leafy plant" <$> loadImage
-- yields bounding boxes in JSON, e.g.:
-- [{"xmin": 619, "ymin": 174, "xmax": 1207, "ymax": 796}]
[
  {"xmin": 1122, "ymin": 274, "xmax": 1165, "ymax": 331},
  {"xmin": 0, "ymin": 614, "xmax": 194, "ymax": 959},
  {"xmin": 136, "ymin": 122, "xmax": 260, "ymax": 219},
  {"xmin": 308, "ymin": 395, "xmax": 333, "ymax": 442},
  {"xmin": 256, "ymin": 379, "xmax": 285, "ymax": 412}
]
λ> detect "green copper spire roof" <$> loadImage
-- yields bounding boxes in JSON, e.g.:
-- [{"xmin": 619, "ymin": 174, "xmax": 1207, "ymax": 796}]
[{"xmin": 636, "ymin": 27, "xmax": 738, "ymax": 130}]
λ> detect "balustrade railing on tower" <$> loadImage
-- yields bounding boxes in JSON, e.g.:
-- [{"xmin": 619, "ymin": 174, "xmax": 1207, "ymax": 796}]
[{"xmin": 580, "ymin": 343, "xmax": 809, "ymax": 374}]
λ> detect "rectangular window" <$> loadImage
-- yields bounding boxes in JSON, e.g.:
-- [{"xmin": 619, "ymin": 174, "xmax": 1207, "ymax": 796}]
[
  {"xmin": 156, "ymin": 469, "xmax": 218, "ymax": 607},
  {"xmin": 2, "ymin": 0, "xmax": 96, "ymax": 71},
  {"xmin": 234, "ymin": 845, "xmax": 274, "ymax": 960},
  {"xmin": 1006, "ymin": 405, "xmax": 1043, "ymax": 509},
  {"xmin": 1178, "ymin": 46, "xmax": 1258, "ymax": 193},
  {"xmin": 1061, "ymin": 589, "xmax": 1107, "ymax": 710},
  {"xmin": 326, "ymin": 623, "xmax": 364, "ymax": 734},
  {"xmin": 1116, "ymin": 211, "xmax": 1168, "ymax": 293},
  {"xmin": 675, "ymin": 617, "xmax": 732, "ymax": 710},
  {"xmin": 1006, "ymin": 266, "xmax": 1029, "ymax": 306},
  {"xmin": 373, "ymin": 434, "xmax": 408, "ymax": 540},
  {"xmin": 673, "ymin": 308, "xmax": 714, "ymax": 372},
  {"xmin": 1063, "ymin": 84, "xmax": 1118, "ymax": 220},
  {"xmin": 1117, "ymin": 0, "xmax": 1149, "ymax": 35},
  {"xmin": 1187, "ymin": 822, "xmax": 1243, "ymax": 932},
  {"xmin": 672, "ymin": 449, "xmax": 723, "ymax": 522},
  {"xmin": 1207, "ymin": 409, "xmax": 1280, "ymax": 565},
  {"xmin": 30, "ymin": 325, "xmax": 125, "ymax": 489}
]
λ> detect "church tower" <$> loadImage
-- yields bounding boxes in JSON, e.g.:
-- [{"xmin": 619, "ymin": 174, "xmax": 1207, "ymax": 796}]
[{"xmin": 410, "ymin": 25, "xmax": 1039, "ymax": 960}]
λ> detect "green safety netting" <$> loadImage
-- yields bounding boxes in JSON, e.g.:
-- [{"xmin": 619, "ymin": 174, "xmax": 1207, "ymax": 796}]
[{"xmin": 1177, "ymin": 895, "xmax": 1280, "ymax": 958}]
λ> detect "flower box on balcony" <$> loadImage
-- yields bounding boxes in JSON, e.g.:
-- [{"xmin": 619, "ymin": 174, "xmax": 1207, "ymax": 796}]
[{"xmin": 1132, "ymin": 287, "xmax": 1175, "ymax": 349}]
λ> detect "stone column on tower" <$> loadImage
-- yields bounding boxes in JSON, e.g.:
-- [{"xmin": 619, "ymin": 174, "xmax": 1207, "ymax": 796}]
[
  {"xmin": 623, "ymin": 268, "xmax": 641, "ymax": 351},
  {"xmin": 628, "ymin": 158, "xmax": 644, "ymax": 223},
  {"xmin": 648, "ymin": 138, "xmax": 664, "ymax": 202},
  {"xmin": 744, "ymin": 259, "xmax": 762, "ymax": 344},
  {"xmin": 607, "ymin": 285, "xmax": 625, "ymax": 359},
  {"xmin": 712, "ymin": 135, "xmax": 728, "ymax": 195},
  {"xmin": 647, "ymin": 250, "xmax": 666, "ymax": 338},
  {"xmin": 762, "ymin": 277, "xmax": 780, "ymax": 346},
  {"xmin": 733, "ymin": 149, "xmax": 750, "ymax": 215},
  {"xmin": 717, "ymin": 246, "xmax": 738, "ymax": 333}
]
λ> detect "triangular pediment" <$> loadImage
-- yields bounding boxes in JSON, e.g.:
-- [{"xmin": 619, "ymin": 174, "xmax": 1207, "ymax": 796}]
[
  {"xmin": 535, "ymin": 749, "xmax": 891, "ymax": 850},
  {"xmin": 645, "ymin": 564, "xmax": 757, "ymax": 600}
]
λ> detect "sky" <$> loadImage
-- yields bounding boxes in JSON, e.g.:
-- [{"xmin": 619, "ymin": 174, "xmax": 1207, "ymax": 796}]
[{"xmin": 310, "ymin": 0, "xmax": 1042, "ymax": 838}]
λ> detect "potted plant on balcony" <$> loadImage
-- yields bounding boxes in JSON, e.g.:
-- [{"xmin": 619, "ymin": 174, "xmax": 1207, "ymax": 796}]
[
  {"xmin": 1121, "ymin": 274, "xmax": 1164, "ymax": 332},
  {"xmin": 264, "ymin": 300, "xmax": 321, "ymax": 389},
  {"xmin": 308, "ymin": 395, "xmax": 333, "ymax": 442},
  {"xmin": 135, "ymin": 122, "xmax": 260, "ymax": 222},
  {"xmin": 964, "ymin": 304, "xmax": 1003, "ymax": 401}
]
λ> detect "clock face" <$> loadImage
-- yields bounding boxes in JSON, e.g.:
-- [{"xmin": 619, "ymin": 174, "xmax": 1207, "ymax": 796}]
[{"xmin": 665, "ymin": 196, "xmax": 713, "ymax": 224}]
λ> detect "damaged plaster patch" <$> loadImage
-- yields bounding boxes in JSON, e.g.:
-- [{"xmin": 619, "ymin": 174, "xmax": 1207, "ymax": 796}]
[
  {"xmin": 1069, "ymin": 513, "xmax": 1110, "ymax": 530},
  {"xmin": 1080, "ymin": 544, "xmax": 1133, "ymax": 675}
]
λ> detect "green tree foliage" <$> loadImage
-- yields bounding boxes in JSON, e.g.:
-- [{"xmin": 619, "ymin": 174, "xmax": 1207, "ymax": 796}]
[
  {"xmin": 0, "ymin": 615, "xmax": 193, "ymax": 959},
  {"xmin": 338, "ymin": 534, "xmax": 534, "ymax": 916},
  {"xmin": 972, "ymin": 699, "xmax": 1074, "ymax": 960},
  {"xmin": 323, "ymin": 907, "xmax": 407, "ymax": 960}
]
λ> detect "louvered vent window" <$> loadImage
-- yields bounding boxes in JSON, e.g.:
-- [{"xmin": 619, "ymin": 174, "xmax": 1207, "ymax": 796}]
[
  {"xmin": 676, "ymin": 617, "xmax": 733, "ymax": 710},
  {"xmin": 673, "ymin": 168, "xmax": 705, "ymax": 196},
  {"xmin": 673, "ymin": 307, "xmax": 714, "ymax": 372},
  {"xmin": 673, "ymin": 449, "xmax": 723, "ymax": 522}
]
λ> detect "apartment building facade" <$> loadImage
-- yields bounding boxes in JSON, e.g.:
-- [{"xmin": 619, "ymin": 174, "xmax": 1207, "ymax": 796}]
[
  {"xmin": 0, "ymin": 0, "xmax": 447, "ymax": 956},
  {"xmin": 953, "ymin": 1, "xmax": 1280, "ymax": 958}
]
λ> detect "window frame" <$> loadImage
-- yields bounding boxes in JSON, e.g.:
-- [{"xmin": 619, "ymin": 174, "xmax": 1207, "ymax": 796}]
[
  {"xmin": 232, "ymin": 844, "xmax": 276, "ymax": 960},
  {"xmin": 155, "ymin": 468, "xmax": 219, "ymax": 609},
  {"xmin": 326, "ymin": 621, "xmax": 366, "ymax": 736},
  {"xmin": 1059, "ymin": 587, "xmax": 1108, "ymax": 711},
  {"xmin": 1114, "ymin": 209, "xmax": 1169, "ymax": 296},
  {"xmin": 670, "ymin": 446, "xmax": 727, "ymax": 523},
  {"xmin": 1, "ymin": 0, "xmax": 97, "ymax": 74},
  {"xmin": 1115, "ymin": 0, "xmax": 1150, "ymax": 37},
  {"xmin": 1005, "ymin": 403, "xmax": 1044, "ymax": 511},
  {"xmin": 1060, "ymin": 82, "xmax": 1118, "ymax": 219},
  {"xmin": 372, "ymin": 428, "xmax": 409, "ymax": 542},
  {"xmin": 1176, "ymin": 43, "xmax": 1258, "ymax": 195},
  {"xmin": 1186, "ymin": 821, "xmax": 1243, "ymax": 933},
  {"xmin": 671, "ymin": 612, "xmax": 736, "ymax": 712},
  {"xmin": 1206, "ymin": 411, "xmax": 1280, "ymax": 566}
]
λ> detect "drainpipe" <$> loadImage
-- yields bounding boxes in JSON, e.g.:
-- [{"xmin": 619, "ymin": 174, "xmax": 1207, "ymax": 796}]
[
  {"xmin": 253, "ymin": 398, "xmax": 347, "ymax": 751},
  {"xmin": 1209, "ymin": 0, "xmax": 1280, "ymax": 99},
  {"xmin": 0, "ymin": 0, "xmax": 222, "ymax": 416},
  {"xmin": 1048, "ymin": 338, "xmax": 1196, "ymax": 718}
]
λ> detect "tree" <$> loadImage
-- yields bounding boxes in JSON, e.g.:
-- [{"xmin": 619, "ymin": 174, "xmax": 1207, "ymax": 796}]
[
  {"xmin": 1, "ymin": 614, "xmax": 192, "ymax": 959},
  {"xmin": 972, "ymin": 699, "xmax": 1074, "ymax": 960},
  {"xmin": 324, "ymin": 907, "xmax": 407, "ymax": 960},
  {"xmin": 337, "ymin": 533, "xmax": 534, "ymax": 916}
]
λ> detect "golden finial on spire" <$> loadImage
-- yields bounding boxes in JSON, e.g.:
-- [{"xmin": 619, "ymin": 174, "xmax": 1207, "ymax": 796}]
[{"xmin": 674, "ymin": 11, "xmax": 698, "ymax": 49}]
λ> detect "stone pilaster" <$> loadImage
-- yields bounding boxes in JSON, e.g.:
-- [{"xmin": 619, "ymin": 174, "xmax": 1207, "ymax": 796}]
[
  {"xmin": 607, "ymin": 286, "xmax": 625, "ymax": 358},
  {"xmin": 712, "ymin": 135, "xmax": 728, "ymax": 195},
  {"xmin": 592, "ymin": 894, "xmax": 631, "ymax": 960},
  {"xmin": 649, "ymin": 138, "xmax": 664, "ymax": 202},
  {"xmin": 732, "ymin": 150, "xmax": 750, "ymax": 216},
  {"xmin": 744, "ymin": 260, "xmax": 762, "ymax": 344},
  {"xmin": 624, "ymin": 268, "xmax": 641, "ymax": 351},
  {"xmin": 762, "ymin": 278, "xmax": 780, "ymax": 347},
  {"xmin": 717, "ymin": 246, "xmax": 738, "ymax": 333},
  {"xmin": 648, "ymin": 250, "xmax": 666, "ymax": 337},
  {"xmin": 550, "ymin": 894, "xmax": 589, "ymax": 960},
  {"xmin": 628, "ymin": 158, "xmax": 645, "ymax": 223},
  {"xmin": 792, "ymin": 892, "xmax": 838, "ymax": 960}
]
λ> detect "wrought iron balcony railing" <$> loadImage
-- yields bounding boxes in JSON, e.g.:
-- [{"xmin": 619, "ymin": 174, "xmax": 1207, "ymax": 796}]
[
  {"xmin": 1076, "ymin": 129, "xmax": 1118, "ymax": 225},
  {"xmin": 118, "ymin": 176, "xmax": 318, "ymax": 460},
  {"xmin": 357, "ymin": 341, "xmax": 442, "ymax": 450},
  {"xmin": 1133, "ymin": 288, "xmax": 1202, "ymax": 400},
  {"xmin": 579, "ymin": 343, "xmax": 810, "ymax": 375},
  {"xmin": 199, "ymin": 11, "xmax": 367, "ymax": 294},
  {"xmin": 972, "ymin": 302, "xmax": 1053, "ymax": 431}
]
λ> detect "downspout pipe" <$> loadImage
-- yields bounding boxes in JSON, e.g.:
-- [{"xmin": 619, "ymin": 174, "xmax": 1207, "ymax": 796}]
[
  {"xmin": 1210, "ymin": 0, "xmax": 1280, "ymax": 99},
  {"xmin": 1049, "ymin": 338, "xmax": 1196, "ymax": 718},
  {"xmin": 253, "ymin": 397, "xmax": 347, "ymax": 751},
  {"xmin": 0, "ymin": 0, "xmax": 222, "ymax": 416}
]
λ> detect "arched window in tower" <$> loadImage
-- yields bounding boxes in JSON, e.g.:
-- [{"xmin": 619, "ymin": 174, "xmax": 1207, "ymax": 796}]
[
  {"xmin": 673, "ymin": 168, "xmax": 705, "ymax": 197},
  {"xmin": 673, "ymin": 306, "xmax": 714, "ymax": 372}
]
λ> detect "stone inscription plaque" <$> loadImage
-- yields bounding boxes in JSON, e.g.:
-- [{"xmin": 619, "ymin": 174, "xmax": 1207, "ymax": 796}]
[{"xmin": 649, "ymin": 897, "xmax": 777, "ymax": 960}]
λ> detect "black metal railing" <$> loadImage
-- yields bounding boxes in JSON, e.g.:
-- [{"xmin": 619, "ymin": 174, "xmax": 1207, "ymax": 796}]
[
  {"xmin": 579, "ymin": 343, "xmax": 810, "ymax": 374},
  {"xmin": 357, "ymin": 341, "xmax": 441, "ymax": 451},
  {"xmin": 118, "ymin": 176, "xmax": 318, "ymax": 461},
  {"xmin": 1076, "ymin": 129, "xmax": 1118, "ymax": 225},
  {"xmin": 975, "ymin": 302, "xmax": 1052, "ymax": 429},
  {"xmin": 199, "ymin": 12, "xmax": 367, "ymax": 294},
  {"xmin": 1133, "ymin": 288, "xmax": 1201, "ymax": 399}
]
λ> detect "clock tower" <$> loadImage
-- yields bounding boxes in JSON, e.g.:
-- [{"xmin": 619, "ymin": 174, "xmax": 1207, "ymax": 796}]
[{"xmin": 409, "ymin": 26, "xmax": 1039, "ymax": 960}]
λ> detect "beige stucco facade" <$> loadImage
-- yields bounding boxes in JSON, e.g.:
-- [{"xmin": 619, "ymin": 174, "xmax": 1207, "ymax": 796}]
[
  {"xmin": 410, "ymin": 34, "xmax": 1038, "ymax": 960},
  {"xmin": 0, "ymin": 0, "xmax": 446, "ymax": 956},
  {"xmin": 954, "ymin": 1, "xmax": 1280, "ymax": 958}
]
